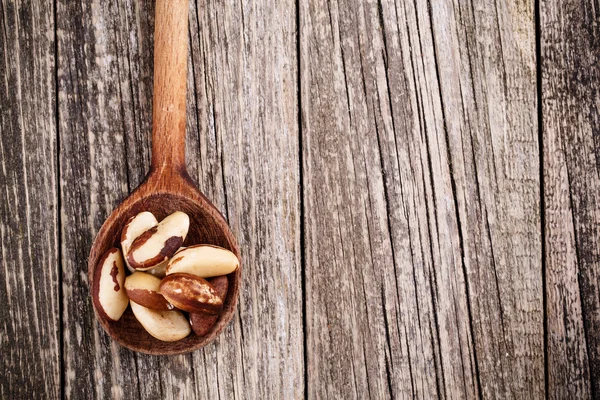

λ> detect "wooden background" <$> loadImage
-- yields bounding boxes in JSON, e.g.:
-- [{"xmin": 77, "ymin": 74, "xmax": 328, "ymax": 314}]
[{"xmin": 1, "ymin": 0, "xmax": 598, "ymax": 398}]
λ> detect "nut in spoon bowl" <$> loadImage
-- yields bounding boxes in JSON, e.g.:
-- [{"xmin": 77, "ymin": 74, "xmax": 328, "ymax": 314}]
[{"xmin": 87, "ymin": 0, "xmax": 240, "ymax": 355}]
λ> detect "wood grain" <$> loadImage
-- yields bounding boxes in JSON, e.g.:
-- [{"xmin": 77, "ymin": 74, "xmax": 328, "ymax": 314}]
[
  {"xmin": 430, "ymin": 0, "xmax": 543, "ymax": 397},
  {"xmin": 301, "ymin": 0, "xmax": 456, "ymax": 397},
  {"xmin": 151, "ymin": 0, "xmax": 188, "ymax": 171},
  {"xmin": 300, "ymin": 0, "xmax": 542, "ymax": 397},
  {"xmin": 57, "ymin": 0, "xmax": 140, "ymax": 397},
  {"xmin": 3, "ymin": 0, "xmax": 600, "ymax": 397},
  {"xmin": 0, "ymin": 0, "xmax": 60, "ymax": 398},
  {"xmin": 541, "ymin": 0, "xmax": 600, "ymax": 398}
]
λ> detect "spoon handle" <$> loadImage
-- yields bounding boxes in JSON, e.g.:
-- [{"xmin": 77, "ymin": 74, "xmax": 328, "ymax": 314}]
[{"xmin": 151, "ymin": 0, "xmax": 189, "ymax": 173}]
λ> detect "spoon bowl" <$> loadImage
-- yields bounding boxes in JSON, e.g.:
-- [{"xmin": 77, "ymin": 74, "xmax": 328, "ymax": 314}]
[
  {"xmin": 89, "ymin": 172, "xmax": 240, "ymax": 355},
  {"xmin": 87, "ymin": 0, "xmax": 240, "ymax": 355}
]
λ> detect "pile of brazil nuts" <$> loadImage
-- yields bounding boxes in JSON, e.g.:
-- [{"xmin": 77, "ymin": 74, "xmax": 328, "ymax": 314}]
[{"xmin": 93, "ymin": 211, "xmax": 239, "ymax": 342}]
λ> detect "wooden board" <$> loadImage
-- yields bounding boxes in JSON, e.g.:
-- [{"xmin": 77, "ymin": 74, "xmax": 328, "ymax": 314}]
[
  {"xmin": 187, "ymin": 0, "xmax": 303, "ymax": 398},
  {"xmin": 429, "ymin": 1, "xmax": 543, "ymax": 397},
  {"xmin": 300, "ymin": 0, "xmax": 542, "ymax": 397},
  {"xmin": 0, "ymin": 1, "xmax": 60, "ymax": 398},
  {"xmin": 2, "ymin": 0, "xmax": 600, "ymax": 397},
  {"xmin": 541, "ymin": 0, "xmax": 600, "ymax": 398},
  {"xmin": 57, "ymin": 0, "xmax": 140, "ymax": 397}
]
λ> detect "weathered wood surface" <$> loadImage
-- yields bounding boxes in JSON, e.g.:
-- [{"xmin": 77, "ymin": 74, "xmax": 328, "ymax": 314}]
[
  {"xmin": 0, "ymin": 0, "xmax": 60, "ymax": 399},
  {"xmin": 301, "ymin": 0, "xmax": 542, "ymax": 397},
  {"xmin": 1, "ymin": 0, "xmax": 599, "ymax": 398},
  {"xmin": 541, "ymin": 0, "xmax": 600, "ymax": 398}
]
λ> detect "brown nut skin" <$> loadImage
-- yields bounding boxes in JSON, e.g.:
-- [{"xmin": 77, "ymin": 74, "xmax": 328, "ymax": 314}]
[
  {"xmin": 124, "ymin": 272, "xmax": 173, "ymax": 311},
  {"xmin": 127, "ymin": 289, "xmax": 172, "ymax": 310},
  {"xmin": 189, "ymin": 276, "xmax": 229, "ymax": 336},
  {"xmin": 159, "ymin": 273, "xmax": 224, "ymax": 314}
]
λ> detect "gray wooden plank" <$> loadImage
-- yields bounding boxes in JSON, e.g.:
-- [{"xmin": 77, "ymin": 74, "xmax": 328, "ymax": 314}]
[
  {"xmin": 300, "ymin": 0, "xmax": 542, "ymax": 397},
  {"xmin": 541, "ymin": 0, "xmax": 600, "ymax": 398},
  {"xmin": 187, "ymin": 0, "xmax": 304, "ymax": 398},
  {"xmin": 115, "ymin": 0, "xmax": 154, "ymax": 191},
  {"xmin": 301, "ymin": 0, "xmax": 456, "ymax": 397},
  {"xmin": 429, "ymin": 0, "xmax": 543, "ymax": 397},
  {"xmin": 57, "ymin": 0, "xmax": 144, "ymax": 398},
  {"xmin": 0, "ymin": 0, "xmax": 60, "ymax": 398}
]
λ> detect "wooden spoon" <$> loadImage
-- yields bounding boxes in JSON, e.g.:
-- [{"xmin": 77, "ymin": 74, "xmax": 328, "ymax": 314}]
[{"xmin": 88, "ymin": 0, "xmax": 240, "ymax": 355}]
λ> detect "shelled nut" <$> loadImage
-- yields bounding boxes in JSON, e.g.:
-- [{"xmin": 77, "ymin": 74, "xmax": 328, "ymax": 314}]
[
  {"xmin": 189, "ymin": 275, "xmax": 229, "ymax": 336},
  {"xmin": 93, "ymin": 248, "xmax": 128, "ymax": 322},
  {"xmin": 159, "ymin": 273, "xmax": 224, "ymax": 314},
  {"xmin": 120, "ymin": 212, "xmax": 159, "ymax": 273},
  {"xmin": 166, "ymin": 245, "xmax": 238, "ymax": 278},
  {"xmin": 130, "ymin": 301, "xmax": 191, "ymax": 342},
  {"xmin": 124, "ymin": 272, "xmax": 173, "ymax": 311},
  {"xmin": 127, "ymin": 211, "xmax": 190, "ymax": 270}
]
